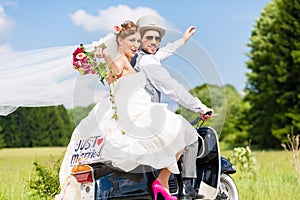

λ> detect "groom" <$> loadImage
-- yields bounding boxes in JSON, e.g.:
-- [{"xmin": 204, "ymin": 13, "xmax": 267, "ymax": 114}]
[{"xmin": 132, "ymin": 15, "xmax": 212, "ymax": 199}]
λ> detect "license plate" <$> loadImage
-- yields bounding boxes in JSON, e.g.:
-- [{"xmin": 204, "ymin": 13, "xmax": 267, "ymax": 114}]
[{"xmin": 70, "ymin": 135, "xmax": 104, "ymax": 166}]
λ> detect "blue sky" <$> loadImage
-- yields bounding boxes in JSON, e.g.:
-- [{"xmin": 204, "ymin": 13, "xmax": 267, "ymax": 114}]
[{"xmin": 0, "ymin": 0, "xmax": 271, "ymax": 94}]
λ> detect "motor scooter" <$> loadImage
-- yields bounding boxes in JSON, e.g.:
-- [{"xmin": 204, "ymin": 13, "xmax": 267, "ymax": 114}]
[{"xmin": 72, "ymin": 115, "xmax": 239, "ymax": 200}]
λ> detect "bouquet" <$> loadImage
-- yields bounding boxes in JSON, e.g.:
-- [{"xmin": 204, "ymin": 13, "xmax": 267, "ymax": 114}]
[
  {"xmin": 72, "ymin": 38, "xmax": 119, "ymax": 121},
  {"xmin": 72, "ymin": 43, "xmax": 107, "ymax": 84}
]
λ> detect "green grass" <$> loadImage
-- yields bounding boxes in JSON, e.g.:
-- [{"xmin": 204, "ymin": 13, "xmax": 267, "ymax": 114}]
[
  {"xmin": 227, "ymin": 150, "xmax": 300, "ymax": 200},
  {"xmin": 0, "ymin": 147, "xmax": 66, "ymax": 200},
  {"xmin": 0, "ymin": 148, "xmax": 299, "ymax": 200}
]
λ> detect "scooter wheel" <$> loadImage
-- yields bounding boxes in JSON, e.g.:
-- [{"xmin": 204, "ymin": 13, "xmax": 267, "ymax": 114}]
[{"xmin": 218, "ymin": 174, "xmax": 239, "ymax": 200}]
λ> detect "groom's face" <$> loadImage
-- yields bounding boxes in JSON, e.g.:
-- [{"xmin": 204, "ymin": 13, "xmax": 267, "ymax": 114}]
[{"xmin": 141, "ymin": 30, "xmax": 161, "ymax": 54}]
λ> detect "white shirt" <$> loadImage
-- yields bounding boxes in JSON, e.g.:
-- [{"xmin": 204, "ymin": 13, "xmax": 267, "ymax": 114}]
[{"xmin": 136, "ymin": 39, "xmax": 209, "ymax": 114}]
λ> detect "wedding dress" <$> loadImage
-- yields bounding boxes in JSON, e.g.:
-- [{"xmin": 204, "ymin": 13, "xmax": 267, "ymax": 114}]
[{"xmin": 59, "ymin": 71, "xmax": 198, "ymax": 185}]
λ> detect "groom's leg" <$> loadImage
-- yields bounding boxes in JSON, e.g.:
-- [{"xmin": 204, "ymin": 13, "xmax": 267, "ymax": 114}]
[
  {"xmin": 181, "ymin": 140, "xmax": 204, "ymax": 199},
  {"xmin": 181, "ymin": 140, "xmax": 198, "ymax": 178}
]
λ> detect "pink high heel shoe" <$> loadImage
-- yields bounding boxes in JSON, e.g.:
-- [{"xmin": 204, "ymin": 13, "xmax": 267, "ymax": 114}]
[{"xmin": 152, "ymin": 179, "xmax": 177, "ymax": 200}]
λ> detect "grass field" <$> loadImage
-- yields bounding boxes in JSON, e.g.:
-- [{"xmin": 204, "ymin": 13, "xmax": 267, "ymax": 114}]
[
  {"xmin": 228, "ymin": 151, "xmax": 300, "ymax": 200},
  {"xmin": 0, "ymin": 147, "xmax": 299, "ymax": 200},
  {"xmin": 0, "ymin": 147, "xmax": 66, "ymax": 200}
]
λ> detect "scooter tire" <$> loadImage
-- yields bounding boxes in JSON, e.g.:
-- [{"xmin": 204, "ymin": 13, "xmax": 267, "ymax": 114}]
[{"xmin": 218, "ymin": 174, "xmax": 239, "ymax": 200}]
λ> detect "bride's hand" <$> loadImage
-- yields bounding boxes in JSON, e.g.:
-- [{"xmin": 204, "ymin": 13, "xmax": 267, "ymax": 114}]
[{"xmin": 94, "ymin": 46, "xmax": 104, "ymax": 58}]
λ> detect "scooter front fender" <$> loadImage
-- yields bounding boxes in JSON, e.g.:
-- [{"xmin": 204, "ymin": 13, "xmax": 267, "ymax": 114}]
[{"xmin": 221, "ymin": 157, "xmax": 236, "ymax": 174}]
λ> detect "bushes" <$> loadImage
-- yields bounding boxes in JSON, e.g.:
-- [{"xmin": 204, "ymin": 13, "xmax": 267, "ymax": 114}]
[
  {"xmin": 27, "ymin": 156, "xmax": 62, "ymax": 200},
  {"xmin": 230, "ymin": 146, "xmax": 257, "ymax": 179}
]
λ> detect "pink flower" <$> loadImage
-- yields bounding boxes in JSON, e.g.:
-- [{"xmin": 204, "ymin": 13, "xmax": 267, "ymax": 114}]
[{"xmin": 76, "ymin": 52, "xmax": 86, "ymax": 60}]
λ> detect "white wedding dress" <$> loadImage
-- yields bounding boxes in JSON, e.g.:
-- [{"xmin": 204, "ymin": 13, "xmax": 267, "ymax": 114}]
[{"xmin": 59, "ymin": 72, "xmax": 198, "ymax": 188}]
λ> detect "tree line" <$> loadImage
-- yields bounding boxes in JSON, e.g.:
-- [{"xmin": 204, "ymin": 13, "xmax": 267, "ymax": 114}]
[
  {"xmin": 0, "ymin": 0, "xmax": 299, "ymax": 149},
  {"xmin": 0, "ymin": 105, "xmax": 74, "ymax": 148}
]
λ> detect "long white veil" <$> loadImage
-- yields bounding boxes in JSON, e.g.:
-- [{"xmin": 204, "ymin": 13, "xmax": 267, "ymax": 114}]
[{"xmin": 0, "ymin": 33, "xmax": 117, "ymax": 116}]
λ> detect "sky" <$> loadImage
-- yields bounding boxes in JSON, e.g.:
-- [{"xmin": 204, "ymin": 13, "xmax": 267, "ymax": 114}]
[{"xmin": 0, "ymin": 0, "xmax": 272, "ymax": 100}]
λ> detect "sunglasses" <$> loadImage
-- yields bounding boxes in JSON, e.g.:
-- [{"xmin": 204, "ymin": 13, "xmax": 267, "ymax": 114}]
[{"xmin": 145, "ymin": 36, "xmax": 161, "ymax": 42}]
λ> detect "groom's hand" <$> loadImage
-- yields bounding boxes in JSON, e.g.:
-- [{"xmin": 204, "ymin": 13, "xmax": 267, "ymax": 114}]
[
  {"xmin": 183, "ymin": 26, "xmax": 196, "ymax": 43},
  {"xmin": 200, "ymin": 110, "xmax": 213, "ymax": 121}
]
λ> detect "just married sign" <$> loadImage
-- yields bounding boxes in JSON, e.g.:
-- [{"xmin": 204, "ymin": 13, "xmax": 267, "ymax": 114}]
[{"xmin": 70, "ymin": 135, "xmax": 104, "ymax": 166}]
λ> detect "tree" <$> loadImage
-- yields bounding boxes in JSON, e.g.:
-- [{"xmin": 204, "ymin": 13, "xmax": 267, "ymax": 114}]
[
  {"xmin": 221, "ymin": 85, "xmax": 250, "ymax": 147},
  {"xmin": 177, "ymin": 84, "xmax": 248, "ymax": 147},
  {"xmin": 176, "ymin": 84, "xmax": 226, "ymax": 135},
  {"xmin": 0, "ymin": 106, "xmax": 73, "ymax": 147},
  {"xmin": 244, "ymin": 0, "xmax": 300, "ymax": 148},
  {"xmin": 68, "ymin": 103, "xmax": 95, "ymax": 126},
  {"xmin": 0, "ymin": 126, "xmax": 5, "ymax": 148}
]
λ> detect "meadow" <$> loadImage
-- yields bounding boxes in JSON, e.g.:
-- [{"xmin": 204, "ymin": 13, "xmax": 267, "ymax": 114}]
[
  {"xmin": 0, "ymin": 147, "xmax": 65, "ymax": 200},
  {"xmin": 0, "ymin": 147, "xmax": 299, "ymax": 200},
  {"xmin": 228, "ymin": 150, "xmax": 300, "ymax": 200}
]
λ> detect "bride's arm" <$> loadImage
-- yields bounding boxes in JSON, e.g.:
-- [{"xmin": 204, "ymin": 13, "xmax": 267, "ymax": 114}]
[{"xmin": 95, "ymin": 47, "xmax": 124, "ymax": 76}]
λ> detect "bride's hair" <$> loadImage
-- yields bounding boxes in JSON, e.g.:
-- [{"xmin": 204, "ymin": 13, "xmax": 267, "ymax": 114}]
[{"xmin": 115, "ymin": 21, "xmax": 139, "ymax": 41}]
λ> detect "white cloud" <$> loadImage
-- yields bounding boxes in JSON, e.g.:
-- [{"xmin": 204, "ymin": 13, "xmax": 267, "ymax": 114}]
[
  {"xmin": 69, "ymin": 4, "xmax": 174, "ymax": 33},
  {"xmin": 0, "ymin": 5, "xmax": 15, "ymax": 34},
  {"xmin": 0, "ymin": 5, "xmax": 15, "ymax": 50}
]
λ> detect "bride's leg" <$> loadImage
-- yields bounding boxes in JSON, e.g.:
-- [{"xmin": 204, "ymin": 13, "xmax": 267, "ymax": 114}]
[
  {"xmin": 156, "ymin": 148, "xmax": 184, "ymax": 190},
  {"xmin": 176, "ymin": 149, "xmax": 184, "ymax": 161},
  {"xmin": 156, "ymin": 168, "xmax": 172, "ymax": 190}
]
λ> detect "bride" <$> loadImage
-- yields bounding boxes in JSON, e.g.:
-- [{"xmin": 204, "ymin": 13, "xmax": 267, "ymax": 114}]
[{"xmin": 59, "ymin": 20, "xmax": 201, "ymax": 200}]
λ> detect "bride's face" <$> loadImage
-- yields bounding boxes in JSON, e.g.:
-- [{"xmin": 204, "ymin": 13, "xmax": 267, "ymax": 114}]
[{"xmin": 119, "ymin": 32, "xmax": 141, "ymax": 58}]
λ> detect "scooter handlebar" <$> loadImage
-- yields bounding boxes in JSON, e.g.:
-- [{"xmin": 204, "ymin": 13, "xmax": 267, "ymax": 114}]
[
  {"xmin": 190, "ymin": 116, "xmax": 201, "ymax": 126},
  {"xmin": 190, "ymin": 112, "xmax": 219, "ymax": 126}
]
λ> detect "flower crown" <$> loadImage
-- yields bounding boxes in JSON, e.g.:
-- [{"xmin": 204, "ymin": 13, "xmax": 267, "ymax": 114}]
[{"xmin": 114, "ymin": 25, "xmax": 122, "ymax": 34}]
